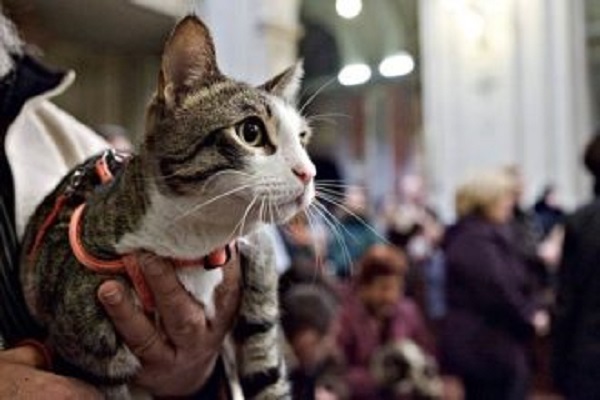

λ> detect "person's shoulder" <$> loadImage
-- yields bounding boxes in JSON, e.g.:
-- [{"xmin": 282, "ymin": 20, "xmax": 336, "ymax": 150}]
[
  {"xmin": 444, "ymin": 217, "xmax": 495, "ymax": 249},
  {"xmin": 565, "ymin": 200, "xmax": 600, "ymax": 231}
]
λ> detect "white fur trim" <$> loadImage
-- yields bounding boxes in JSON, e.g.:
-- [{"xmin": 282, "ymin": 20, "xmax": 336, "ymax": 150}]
[{"xmin": 6, "ymin": 72, "xmax": 109, "ymax": 238}]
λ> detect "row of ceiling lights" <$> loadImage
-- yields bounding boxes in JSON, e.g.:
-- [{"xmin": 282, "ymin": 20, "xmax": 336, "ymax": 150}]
[
  {"xmin": 338, "ymin": 52, "xmax": 415, "ymax": 86},
  {"xmin": 334, "ymin": 0, "xmax": 415, "ymax": 86}
]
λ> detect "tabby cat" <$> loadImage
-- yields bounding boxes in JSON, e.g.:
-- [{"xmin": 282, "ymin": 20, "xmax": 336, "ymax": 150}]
[{"xmin": 19, "ymin": 15, "xmax": 315, "ymax": 399}]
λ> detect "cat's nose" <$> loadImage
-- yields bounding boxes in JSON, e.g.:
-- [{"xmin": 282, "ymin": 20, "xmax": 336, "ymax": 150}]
[{"xmin": 292, "ymin": 167, "xmax": 315, "ymax": 184}]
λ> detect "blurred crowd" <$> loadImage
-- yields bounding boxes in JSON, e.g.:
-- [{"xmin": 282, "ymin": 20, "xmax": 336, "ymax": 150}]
[{"xmin": 275, "ymin": 146, "xmax": 600, "ymax": 400}]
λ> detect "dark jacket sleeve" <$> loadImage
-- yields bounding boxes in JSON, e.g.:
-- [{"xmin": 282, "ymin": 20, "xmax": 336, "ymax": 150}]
[{"xmin": 336, "ymin": 306, "xmax": 380, "ymax": 398}]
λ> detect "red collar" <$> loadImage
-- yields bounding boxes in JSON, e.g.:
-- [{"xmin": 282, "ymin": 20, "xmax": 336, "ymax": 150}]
[
  {"xmin": 68, "ymin": 203, "xmax": 234, "ymax": 312},
  {"xmin": 62, "ymin": 153, "xmax": 234, "ymax": 312}
]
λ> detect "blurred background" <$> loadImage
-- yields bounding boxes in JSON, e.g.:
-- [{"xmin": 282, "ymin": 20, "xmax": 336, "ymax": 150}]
[
  {"xmin": 4, "ymin": 1, "xmax": 600, "ymax": 399},
  {"xmin": 5, "ymin": 0, "xmax": 596, "ymax": 221}
]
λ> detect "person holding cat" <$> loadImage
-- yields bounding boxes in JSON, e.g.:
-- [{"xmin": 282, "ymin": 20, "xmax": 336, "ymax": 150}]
[{"xmin": 0, "ymin": 11, "xmax": 242, "ymax": 399}]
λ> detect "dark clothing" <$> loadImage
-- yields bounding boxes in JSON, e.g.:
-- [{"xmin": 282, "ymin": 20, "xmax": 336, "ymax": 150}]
[
  {"xmin": 440, "ymin": 216, "xmax": 535, "ymax": 400},
  {"xmin": 290, "ymin": 356, "xmax": 347, "ymax": 400},
  {"xmin": 532, "ymin": 201, "xmax": 564, "ymax": 240},
  {"xmin": 553, "ymin": 199, "xmax": 600, "ymax": 399},
  {"xmin": 337, "ymin": 293, "xmax": 432, "ymax": 400},
  {"xmin": 0, "ymin": 54, "xmax": 63, "ymax": 344},
  {"xmin": 327, "ymin": 216, "xmax": 381, "ymax": 279}
]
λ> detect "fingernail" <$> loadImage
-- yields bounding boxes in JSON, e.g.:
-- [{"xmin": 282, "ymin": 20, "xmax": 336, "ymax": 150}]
[{"xmin": 101, "ymin": 288, "xmax": 122, "ymax": 305}]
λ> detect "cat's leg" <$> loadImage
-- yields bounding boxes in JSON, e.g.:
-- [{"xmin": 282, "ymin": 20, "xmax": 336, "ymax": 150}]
[
  {"xmin": 101, "ymin": 384, "xmax": 133, "ymax": 400},
  {"xmin": 48, "ymin": 272, "xmax": 139, "ymax": 399},
  {"xmin": 233, "ymin": 230, "xmax": 290, "ymax": 400}
]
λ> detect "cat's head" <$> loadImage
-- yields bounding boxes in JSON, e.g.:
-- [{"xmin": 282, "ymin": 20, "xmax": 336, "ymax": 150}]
[{"xmin": 143, "ymin": 15, "xmax": 315, "ymax": 233}]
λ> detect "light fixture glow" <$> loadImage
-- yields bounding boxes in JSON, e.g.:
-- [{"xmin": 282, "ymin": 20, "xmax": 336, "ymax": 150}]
[
  {"xmin": 336, "ymin": 0, "xmax": 362, "ymax": 19},
  {"xmin": 443, "ymin": 0, "xmax": 466, "ymax": 12},
  {"xmin": 338, "ymin": 63, "xmax": 371, "ymax": 86},
  {"xmin": 379, "ymin": 52, "xmax": 415, "ymax": 78},
  {"xmin": 462, "ymin": 8, "xmax": 486, "ymax": 40}
]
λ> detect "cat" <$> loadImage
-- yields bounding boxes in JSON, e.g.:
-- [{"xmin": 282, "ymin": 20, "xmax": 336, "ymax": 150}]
[{"xmin": 19, "ymin": 15, "xmax": 315, "ymax": 400}]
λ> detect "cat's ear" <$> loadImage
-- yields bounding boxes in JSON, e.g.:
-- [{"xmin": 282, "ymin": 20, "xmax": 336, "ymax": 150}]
[
  {"xmin": 159, "ymin": 15, "xmax": 220, "ymax": 105},
  {"xmin": 260, "ymin": 61, "xmax": 304, "ymax": 104}
]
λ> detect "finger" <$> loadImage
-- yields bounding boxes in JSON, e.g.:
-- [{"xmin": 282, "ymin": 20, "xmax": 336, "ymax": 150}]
[
  {"xmin": 137, "ymin": 253, "xmax": 207, "ymax": 347},
  {"xmin": 0, "ymin": 346, "xmax": 45, "ymax": 368},
  {"xmin": 97, "ymin": 280, "xmax": 172, "ymax": 363}
]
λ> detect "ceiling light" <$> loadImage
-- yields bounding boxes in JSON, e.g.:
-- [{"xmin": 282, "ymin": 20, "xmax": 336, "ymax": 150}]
[
  {"xmin": 338, "ymin": 63, "xmax": 371, "ymax": 86},
  {"xmin": 336, "ymin": 0, "xmax": 362, "ymax": 19},
  {"xmin": 379, "ymin": 52, "xmax": 415, "ymax": 78}
]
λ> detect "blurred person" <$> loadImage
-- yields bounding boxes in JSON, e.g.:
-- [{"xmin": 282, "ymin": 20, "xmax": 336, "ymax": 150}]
[
  {"xmin": 281, "ymin": 212, "xmax": 327, "ymax": 272},
  {"xmin": 553, "ymin": 132, "xmax": 600, "ymax": 399},
  {"xmin": 0, "ymin": 11, "xmax": 242, "ymax": 398},
  {"xmin": 336, "ymin": 244, "xmax": 434, "ymax": 400},
  {"xmin": 279, "ymin": 260, "xmax": 340, "ymax": 303},
  {"xmin": 504, "ymin": 166, "xmax": 548, "ymax": 281},
  {"xmin": 532, "ymin": 184, "xmax": 565, "ymax": 240},
  {"xmin": 386, "ymin": 174, "xmax": 446, "ymax": 323},
  {"xmin": 440, "ymin": 169, "xmax": 548, "ymax": 400},
  {"xmin": 326, "ymin": 186, "xmax": 382, "ymax": 278},
  {"xmin": 387, "ymin": 174, "xmax": 443, "ymax": 262},
  {"xmin": 281, "ymin": 284, "xmax": 347, "ymax": 400}
]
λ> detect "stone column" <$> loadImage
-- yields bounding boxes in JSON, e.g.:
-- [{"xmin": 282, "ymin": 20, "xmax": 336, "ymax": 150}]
[{"xmin": 419, "ymin": 0, "xmax": 591, "ymax": 220}]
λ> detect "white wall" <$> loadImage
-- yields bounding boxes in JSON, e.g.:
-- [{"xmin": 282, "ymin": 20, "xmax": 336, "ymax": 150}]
[
  {"xmin": 420, "ymin": 0, "xmax": 592, "ymax": 220},
  {"xmin": 198, "ymin": 0, "xmax": 301, "ymax": 85}
]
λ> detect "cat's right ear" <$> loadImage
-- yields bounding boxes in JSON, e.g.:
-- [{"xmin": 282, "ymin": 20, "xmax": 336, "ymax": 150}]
[
  {"xmin": 158, "ymin": 15, "xmax": 220, "ymax": 106},
  {"xmin": 260, "ymin": 61, "xmax": 304, "ymax": 104}
]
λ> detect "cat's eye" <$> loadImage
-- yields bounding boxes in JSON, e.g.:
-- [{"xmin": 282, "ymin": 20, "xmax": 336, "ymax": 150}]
[{"xmin": 237, "ymin": 117, "xmax": 267, "ymax": 147}]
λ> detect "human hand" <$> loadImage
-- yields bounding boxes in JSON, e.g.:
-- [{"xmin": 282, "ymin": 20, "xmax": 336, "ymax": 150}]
[
  {"xmin": 0, "ymin": 346, "xmax": 102, "ymax": 399},
  {"xmin": 98, "ymin": 250, "xmax": 242, "ymax": 397}
]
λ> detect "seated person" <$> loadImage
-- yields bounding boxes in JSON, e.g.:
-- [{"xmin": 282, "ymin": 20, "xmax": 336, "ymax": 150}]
[
  {"xmin": 281, "ymin": 284, "xmax": 346, "ymax": 400},
  {"xmin": 336, "ymin": 244, "xmax": 434, "ymax": 400}
]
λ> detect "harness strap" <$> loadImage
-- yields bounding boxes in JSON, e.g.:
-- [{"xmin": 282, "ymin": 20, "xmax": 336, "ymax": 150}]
[
  {"xmin": 68, "ymin": 202, "xmax": 235, "ymax": 312},
  {"xmin": 67, "ymin": 153, "xmax": 234, "ymax": 312}
]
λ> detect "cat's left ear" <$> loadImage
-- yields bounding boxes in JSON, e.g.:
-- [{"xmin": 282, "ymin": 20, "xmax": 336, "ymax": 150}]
[{"xmin": 260, "ymin": 61, "xmax": 304, "ymax": 104}]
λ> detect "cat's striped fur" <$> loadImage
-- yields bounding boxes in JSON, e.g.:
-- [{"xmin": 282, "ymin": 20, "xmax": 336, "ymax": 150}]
[{"xmin": 19, "ymin": 15, "xmax": 315, "ymax": 399}]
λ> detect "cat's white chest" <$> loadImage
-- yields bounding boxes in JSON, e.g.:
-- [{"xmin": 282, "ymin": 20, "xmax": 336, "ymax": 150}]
[{"xmin": 176, "ymin": 267, "xmax": 223, "ymax": 319}]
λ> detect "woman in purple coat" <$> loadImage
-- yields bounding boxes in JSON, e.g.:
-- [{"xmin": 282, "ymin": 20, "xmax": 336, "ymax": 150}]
[{"xmin": 440, "ymin": 170, "xmax": 547, "ymax": 400}]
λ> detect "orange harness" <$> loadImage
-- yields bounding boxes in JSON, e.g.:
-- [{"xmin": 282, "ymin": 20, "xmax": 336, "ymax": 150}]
[{"xmin": 31, "ymin": 151, "xmax": 233, "ymax": 313}]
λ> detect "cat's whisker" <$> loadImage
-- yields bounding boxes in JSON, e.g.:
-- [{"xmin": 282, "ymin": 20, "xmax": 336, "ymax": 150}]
[
  {"xmin": 303, "ymin": 208, "xmax": 323, "ymax": 272},
  {"xmin": 313, "ymin": 200, "xmax": 359, "ymax": 244},
  {"xmin": 315, "ymin": 192, "xmax": 392, "ymax": 246},
  {"xmin": 315, "ymin": 187, "xmax": 347, "ymax": 199},
  {"xmin": 314, "ymin": 181, "xmax": 363, "ymax": 188},
  {"xmin": 306, "ymin": 113, "xmax": 351, "ymax": 128},
  {"xmin": 306, "ymin": 118, "xmax": 340, "ymax": 128},
  {"xmin": 199, "ymin": 169, "xmax": 256, "ymax": 193},
  {"xmin": 169, "ymin": 183, "xmax": 256, "ymax": 225},
  {"xmin": 268, "ymin": 197, "xmax": 275, "ymax": 225},
  {"xmin": 238, "ymin": 195, "xmax": 259, "ymax": 237},
  {"xmin": 310, "ymin": 201, "xmax": 353, "ymax": 275},
  {"xmin": 307, "ymin": 112, "xmax": 351, "ymax": 120},
  {"xmin": 299, "ymin": 76, "xmax": 337, "ymax": 114},
  {"xmin": 225, "ymin": 194, "xmax": 259, "ymax": 243},
  {"xmin": 258, "ymin": 196, "xmax": 266, "ymax": 224}
]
